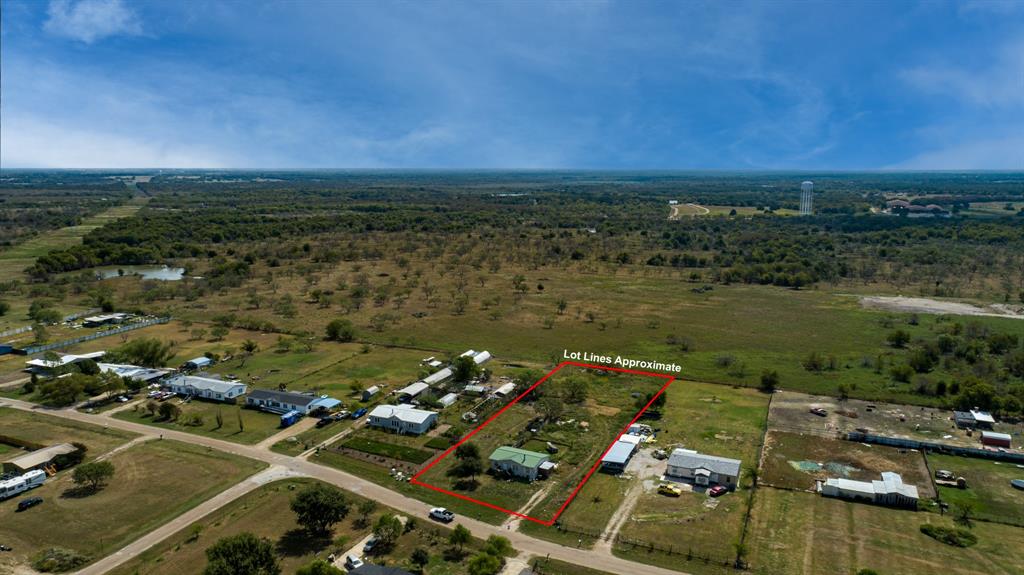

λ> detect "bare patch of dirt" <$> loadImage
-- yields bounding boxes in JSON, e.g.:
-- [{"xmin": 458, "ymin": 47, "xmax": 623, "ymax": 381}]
[{"xmin": 860, "ymin": 296, "xmax": 1024, "ymax": 319}]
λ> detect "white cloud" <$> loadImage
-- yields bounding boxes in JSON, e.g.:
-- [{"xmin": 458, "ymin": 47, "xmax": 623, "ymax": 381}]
[
  {"xmin": 900, "ymin": 37, "xmax": 1024, "ymax": 109},
  {"xmin": 44, "ymin": 0, "xmax": 142, "ymax": 44},
  {"xmin": 1, "ymin": 115, "xmax": 232, "ymax": 169},
  {"xmin": 888, "ymin": 132, "xmax": 1024, "ymax": 170}
]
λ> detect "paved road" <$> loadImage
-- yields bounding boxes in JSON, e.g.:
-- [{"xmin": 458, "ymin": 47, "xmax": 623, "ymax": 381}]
[{"xmin": 1, "ymin": 398, "xmax": 689, "ymax": 575}]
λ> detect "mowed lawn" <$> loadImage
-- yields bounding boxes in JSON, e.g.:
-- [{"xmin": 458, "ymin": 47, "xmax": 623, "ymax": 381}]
[
  {"xmin": 927, "ymin": 453, "xmax": 1024, "ymax": 526},
  {"xmin": 0, "ymin": 407, "xmax": 137, "ymax": 457},
  {"xmin": 114, "ymin": 401, "xmax": 283, "ymax": 445},
  {"xmin": 0, "ymin": 439, "xmax": 265, "ymax": 570},
  {"xmin": 746, "ymin": 488, "xmax": 1024, "ymax": 575},
  {"xmin": 110, "ymin": 477, "xmax": 500, "ymax": 575}
]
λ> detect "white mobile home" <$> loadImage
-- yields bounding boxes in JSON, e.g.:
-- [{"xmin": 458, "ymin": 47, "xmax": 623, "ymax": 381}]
[
  {"xmin": 246, "ymin": 389, "xmax": 319, "ymax": 414},
  {"xmin": 820, "ymin": 472, "xmax": 918, "ymax": 509},
  {"xmin": 167, "ymin": 375, "xmax": 247, "ymax": 403},
  {"xmin": 666, "ymin": 449, "xmax": 741, "ymax": 489}
]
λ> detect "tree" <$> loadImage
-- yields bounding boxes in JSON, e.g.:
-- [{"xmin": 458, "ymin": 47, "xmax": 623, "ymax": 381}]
[
  {"xmin": 449, "ymin": 524, "xmax": 471, "ymax": 552},
  {"xmin": 372, "ymin": 513, "xmax": 403, "ymax": 552},
  {"xmin": 290, "ymin": 483, "xmax": 349, "ymax": 535},
  {"xmin": 109, "ymin": 338, "xmax": 174, "ymax": 367},
  {"xmin": 556, "ymin": 298, "xmax": 567, "ymax": 315},
  {"xmin": 537, "ymin": 396, "xmax": 563, "ymax": 422},
  {"xmin": 295, "ymin": 560, "xmax": 344, "ymax": 575},
  {"xmin": 448, "ymin": 442, "xmax": 484, "ymax": 483},
  {"xmin": 0, "ymin": 300, "xmax": 9, "ymax": 316},
  {"xmin": 210, "ymin": 326, "xmax": 229, "ymax": 341},
  {"xmin": 483, "ymin": 535, "xmax": 513, "ymax": 557},
  {"xmin": 72, "ymin": 461, "xmax": 115, "ymax": 492},
  {"xmin": 563, "ymin": 377, "xmax": 588, "ymax": 403},
  {"xmin": 759, "ymin": 370, "xmax": 779, "ymax": 392},
  {"xmin": 467, "ymin": 553, "xmax": 502, "ymax": 575},
  {"xmin": 158, "ymin": 402, "xmax": 181, "ymax": 421},
  {"xmin": 452, "ymin": 355, "xmax": 482, "ymax": 383},
  {"xmin": 887, "ymin": 329, "xmax": 911, "ymax": 348},
  {"xmin": 411, "ymin": 548, "xmax": 430, "ymax": 570},
  {"xmin": 954, "ymin": 503, "xmax": 974, "ymax": 528},
  {"xmin": 325, "ymin": 318, "xmax": 356, "ymax": 342},
  {"xmin": 203, "ymin": 533, "xmax": 280, "ymax": 575},
  {"xmin": 240, "ymin": 339, "xmax": 258, "ymax": 367}
]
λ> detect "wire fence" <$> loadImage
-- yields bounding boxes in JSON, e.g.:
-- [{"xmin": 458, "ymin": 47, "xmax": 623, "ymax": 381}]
[
  {"xmin": 17, "ymin": 317, "xmax": 171, "ymax": 355},
  {"xmin": 0, "ymin": 325, "xmax": 33, "ymax": 339}
]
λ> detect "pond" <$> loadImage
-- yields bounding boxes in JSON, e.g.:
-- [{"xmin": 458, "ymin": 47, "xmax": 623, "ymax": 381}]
[{"xmin": 96, "ymin": 265, "xmax": 186, "ymax": 281}]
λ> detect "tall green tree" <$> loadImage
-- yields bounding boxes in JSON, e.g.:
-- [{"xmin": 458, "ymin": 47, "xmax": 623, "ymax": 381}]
[
  {"xmin": 290, "ymin": 483, "xmax": 349, "ymax": 535},
  {"xmin": 72, "ymin": 461, "xmax": 115, "ymax": 492}
]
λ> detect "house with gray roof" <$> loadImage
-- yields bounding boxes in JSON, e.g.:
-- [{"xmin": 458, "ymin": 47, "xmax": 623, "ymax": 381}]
[
  {"xmin": 246, "ymin": 388, "xmax": 320, "ymax": 414},
  {"xmin": 666, "ymin": 449, "xmax": 742, "ymax": 489}
]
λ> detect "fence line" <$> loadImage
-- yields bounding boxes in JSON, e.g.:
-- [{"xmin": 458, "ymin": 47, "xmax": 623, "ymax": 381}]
[
  {"xmin": 1, "ymin": 309, "xmax": 103, "ymax": 341},
  {"xmin": 15, "ymin": 317, "xmax": 171, "ymax": 355},
  {"xmin": 0, "ymin": 325, "xmax": 33, "ymax": 339},
  {"xmin": 846, "ymin": 431, "xmax": 1024, "ymax": 464}
]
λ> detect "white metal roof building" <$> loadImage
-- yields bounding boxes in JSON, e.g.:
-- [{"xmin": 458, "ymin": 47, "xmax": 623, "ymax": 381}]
[
  {"xmin": 494, "ymin": 382, "xmax": 516, "ymax": 397},
  {"xmin": 396, "ymin": 381, "xmax": 430, "ymax": 401},
  {"xmin": 666, "ymin": 449, "xmax": 742, "ymax": 489},
  {"xmin": 167, "ymin": 375, "xmax": 247, "ymax": 402},
  {"xmin": 600, "ymin": 439, "xmax": 637, "ymax": 472},
  {"xmin": 367, "ymin": 404, "xmax": 438, "ymax": 435},
  {"xmin": 472, "ymin": 350, "xmax": 492, "ymax": 365},
  {"xmin": 423, "ymin": 367, "xmax": 453, "ymax": 386},
  {"xmin": 25, "ymin": 351, "xmax": 105, "ymax": 373},
  {"xmin": 98, "ymin": 363, "xmax": 170, "ymax": 383},
  {"xmin": 820, "ymin": 471, "xmax": 918, "ymax": 508},
  {"xmin": 438, "ymin": 393, "xmax": 458, "ymax": 407}
]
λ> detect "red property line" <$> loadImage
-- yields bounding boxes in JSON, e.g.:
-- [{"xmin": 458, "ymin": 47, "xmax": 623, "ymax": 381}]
[{"xmin": 410, "ymin": 360, "xmax": 677, "ymax": 526}]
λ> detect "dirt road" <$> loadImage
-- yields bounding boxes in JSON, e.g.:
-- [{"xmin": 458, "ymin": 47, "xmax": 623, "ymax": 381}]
[{"xmin": 0, "ymin": 398, "xmax": 688, "ymax": 575}]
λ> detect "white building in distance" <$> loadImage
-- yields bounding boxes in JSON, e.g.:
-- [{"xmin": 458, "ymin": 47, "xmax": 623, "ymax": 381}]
[{"xmin": 820, "ymin": 471, "xmax": 919, "ymax": 509}]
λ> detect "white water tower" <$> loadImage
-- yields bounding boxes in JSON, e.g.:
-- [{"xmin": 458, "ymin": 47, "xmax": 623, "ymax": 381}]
[{"xmin": 800, "ymin": 181, "xmax": 814, "ymax": 215}]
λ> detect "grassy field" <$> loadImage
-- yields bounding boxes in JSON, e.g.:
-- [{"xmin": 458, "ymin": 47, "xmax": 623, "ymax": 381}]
[
  {"xmin": 927, "ymin": 453, "xmax": 1024, "ymax": 526},
  {"xmin": 0, "ymin": 439, "xmax": 265, "ymax": 571},
  {"xmin": 529, "ymin": 557, "xmax": 616, "ymax": 575},
  {"xmin": 760, "ymin": 431, "xmax": 934, "ymax": 496},
  {"xmin": 271, "ymin": 416, "xmax": 356, "ymax": 455},
  {"xmin": 114, "ymin": 400, "xmax": 283, "ymax": 445},
  {"xmin": 0, "ymin": 406, "xmax": 137, "ymax": 456},
  {"xmin": 746, "ymin": 488, "xmax": 1024, "ymax": 575},
  {"xmin": 107, "ymin": 477, "xmax": 495, "ymax": 575}
]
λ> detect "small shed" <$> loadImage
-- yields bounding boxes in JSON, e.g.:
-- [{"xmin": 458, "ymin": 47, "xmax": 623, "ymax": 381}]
[
  {"xmin": 362, "ymin": 386, "xmax": 380, "ymax": 401},
  {"xmin": 184, "ymin": 356, "xmax": 213, "ymax": 370},
  {"xmin": 463, "ymin": 385, "xmax": 486, "ymax": 396},
  {"xmin": 494, "ymin": 383, "xmax": 515, "ymax": 397},
  {"xmin": 981, "ymin": 431, "xmax": 1012, "ymax": 448},
  {"xmin": 438, "ymin": 393, "xmax": 458, "ymax": 408},
  {"xmin": 3, "ymin": 443, "xmax": 78, "ymax": 474},
  {"xmin": 397, "ymin": 381, "xmax": 430, "ymax": 402}
]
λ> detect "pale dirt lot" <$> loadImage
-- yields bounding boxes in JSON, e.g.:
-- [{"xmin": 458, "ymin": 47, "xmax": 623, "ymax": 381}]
[{"xmin": 860, "ymin": 295, "xmax": 1024, "ymax": 319}]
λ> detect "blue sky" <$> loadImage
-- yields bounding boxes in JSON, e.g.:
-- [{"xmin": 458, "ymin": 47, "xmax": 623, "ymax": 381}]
[{"xmin": 1, "ymin": 0, "xmax": 1022, "ymax": 169}]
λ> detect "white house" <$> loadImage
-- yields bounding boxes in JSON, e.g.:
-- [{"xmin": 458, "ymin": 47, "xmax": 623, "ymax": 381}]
[
  {"xmin": 167, "ymin": 375, "xmax": 247, "ymax": 403},
  {"xmin": 666, "ymin": 449, "xmax": 742, "ymax": 489},
  {"xmin": 246, "ymin": 389, "xmax": 319, "ymax": 414},
  {"xmin": 98, "ymin": 363, "xmax": 169, "ymax": 384},
  {"xmin": 820, "ymin": 471, "xmax": 918, "ymax": 509},
  {"xmin": 367, "ymin": 404, "xmax": 438, "ymax": 435}
]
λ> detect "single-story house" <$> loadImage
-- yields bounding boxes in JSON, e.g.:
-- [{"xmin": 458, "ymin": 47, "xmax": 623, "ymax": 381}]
[
  {"xmin": 601, "ymin": 439, "xmax": 637, "ymax": 473},
  {"xmin": 489, "ymin": 446, "xmax": 550, "ymax": 481},
  {"xmin": 246, "ymin": 389, "xmax": 319, "ymax": 415},
  {"xmin": 423, "ymin": 367, "xmax": 453, "ymax": 386},
  {"xmin": 362, "ymin": 385, "xmax": 380, "ymax": 401},
  {"xmin": 396, "ymin": 381, "xmax": 429, "ymax": 402},
  {"xmin": 98, "ymin": 363, "xmax": 169, "ymax": 384},
  {"xmin": 981, "ymin": 431, "xmax": 1012, "ymax": 448},
  {"xmin": 666, "ymin": 449, "xmax": 742, "ymax": 489},
  {"xmin": 820, "ymin": 471, "xmax": 918, "ymax": 508},
  {"xmin": 167, "ymin": 375, "xmax": 247, "ymax": 402},
  {"xmin": 367, "ymin": 404, "xmax": 438, "ymax": 435},
  {"xmin": 494, "ymin": 383, "xmax": 516, "ymax": 397},
  {"xmin": 438, "ymin": 393, "xmax": 458, "ymax": 408},
  {"xmin": 82, "ymin": 313, "xmax": 131, "ymax": 328},
  {"xmin": 183, "ymin": 356, "xmax": 213, "ymax": 370},
  {"xmin": 954, "ymin": 410, "xmax": 996, "ymax": 430},
  {"xmin": 25, "ymin": 351, "xmax": 105, "ymax": 375},
  {"xmin": 3, "ymin": 443, "xmax": 78, "ymax": 474}
]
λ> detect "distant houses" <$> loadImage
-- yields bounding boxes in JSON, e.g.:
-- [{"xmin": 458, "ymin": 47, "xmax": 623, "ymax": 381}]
[
  {"xmin": 24, "ymin": 351, "xmax": 106, "ymax": 376},
  {"xmin": 665, "ymin": 449, "xmax": 741, "ymax": 490},
  {"xmin": 953, "ymin": 409, "xmax": 995, "ymax": 430},
  {"xmin": 367, "ymin": 404, "xmax": 438, "ymax": 435},
  {"xmin": 489, "ymin": 446, "xmax": 551, "ymax": 481},
  {"xmin": 82, "ymin": 312, "xmax": 131, "ymax": 328},
  {"xmin": 167, "ymin": 374, "xmax": 247, "ymax": 403},
  {"xmin": 819, "ymin": 471, "xmax": 919, "ymax": 509}
]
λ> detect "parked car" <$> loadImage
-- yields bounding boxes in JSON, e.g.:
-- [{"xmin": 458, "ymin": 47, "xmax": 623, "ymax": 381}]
[
  {"xmin": 429, "ymin": 507, "xmax": 455, "ymax": 522},
  {"xmin": 652, "ymin": 449, "xmax": 668, "ymax": 460},
  {"xmin": 935, "ymin": 469, "xmax": 954, "ymax": 480},
  {"xmin": 315, "ymin": 417, "xmax": 334, "ymax": 428},
  {"xmin": 351, "ymin": 408, "xmax": 368, "ymax": 419},
  {"xmin": 16, "ymin": 496, "xmax": 43, "ymax": 512},
  {"xmin": 333, "ymin": 410, "xmax": 351, "ymax": 420},
  {"xmin": 809, "ymin": 408, "xmax": 827, "ymax": 417},
  {"xmin": 708, "ymin": 486, "xmax": 728, "ymax": 497},
  {"xmin": 344, "ymin": 555, "xmax": 364, "ymax": 569},
  {"xmin": 363, "ymin": 536, "xmax": 379, "ymax": 554},
  {"xmin": 658, "ymin": 483, "xmax": 682, "ymax": 497}
]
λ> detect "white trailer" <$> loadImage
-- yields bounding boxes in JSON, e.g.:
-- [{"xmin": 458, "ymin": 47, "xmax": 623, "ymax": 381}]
[{"xmin": 0, "ymin": 469, "xmax": 47, "ymax": 500}]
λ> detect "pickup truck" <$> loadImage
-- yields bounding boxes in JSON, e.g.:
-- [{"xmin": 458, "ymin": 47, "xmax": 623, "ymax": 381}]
[{"xmin": 429, "ymin": 507, "xmax": 455, "ymax": 522}]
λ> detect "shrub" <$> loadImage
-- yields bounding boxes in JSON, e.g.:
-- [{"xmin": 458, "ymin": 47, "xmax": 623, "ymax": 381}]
[
  {"xmin": 919, "ymin": 524, "xmax": 977, "ymax": 547},
  {"xmin": 32, "ymin": 548, "xmax": 89, "ymax": 572}
]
